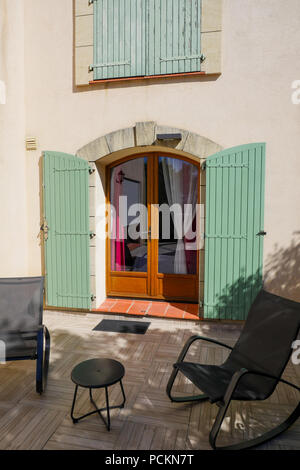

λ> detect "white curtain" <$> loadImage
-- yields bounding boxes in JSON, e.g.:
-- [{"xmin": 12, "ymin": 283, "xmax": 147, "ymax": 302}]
[
  {"xmin": 183, "ymin": 164, "xmax": 199, "ymax": 248},
  {"xmin": 161, "ymin": 158, "xmax": 198, "ymax": 274}
]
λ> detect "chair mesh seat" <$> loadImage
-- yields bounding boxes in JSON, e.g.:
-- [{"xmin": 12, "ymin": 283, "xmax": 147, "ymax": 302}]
[
  {"xmin": 0, "ymin": 330, "xmax": 38, "ymax": 359},
  {"xmin": 174, "ymin": 362, "xmax": 275, "ymax": 403},
  {"xmin": 174, "ymin": 290, "xmax": 300, "ymax": 404},
  {"xmin": 0, "ymin": 277, "xmax": 50, "ymax": 395},
  {"xmin": 4, "ymin": 339, "xmax": 38, "ymax": 359},
  {"xmin": 168, "ymin": 289, "xmax": 300, "ymax": 449}
]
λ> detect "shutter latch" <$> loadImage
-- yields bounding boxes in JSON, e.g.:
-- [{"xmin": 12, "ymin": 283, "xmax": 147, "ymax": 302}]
[
  {"xmin": 257, "ymin": 230, "xmax": 267, "ymax": 236},
  {"xmin": 40, "ymin": 219, "xmax": 49, "ymax": 241}
]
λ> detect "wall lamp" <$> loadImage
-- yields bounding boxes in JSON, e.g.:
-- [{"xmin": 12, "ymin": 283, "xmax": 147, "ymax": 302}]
[{"xmin": 156, "ymin": 133, "xmax": 182, "ymax": 141}]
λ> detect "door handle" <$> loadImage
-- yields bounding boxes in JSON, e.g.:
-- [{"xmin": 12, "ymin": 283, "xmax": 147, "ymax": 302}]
[{"xmin": 256, "ymin": 230, "xmax": 267, "ymax": 236}]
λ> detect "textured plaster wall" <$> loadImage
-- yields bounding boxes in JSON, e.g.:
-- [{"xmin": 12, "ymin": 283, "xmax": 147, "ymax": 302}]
[{"xmin": 0, "ymin": 0, "xmax": 28, "ymax": 276}]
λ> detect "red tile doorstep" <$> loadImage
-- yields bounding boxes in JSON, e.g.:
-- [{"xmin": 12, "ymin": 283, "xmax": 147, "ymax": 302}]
[
  {"xmin": 127, "ymin": 302, "xmax": 151, "ymax": 316},
  {"xmin": 147, "ymin": 302, "xmax": 169, "ymax": 316},
  {"xmin": 94, "ymin": 299, "xmax": 199, "ymax": 321},
  {"xmin": 109, "ymin": 300, "xmax": 133, "ymax": 314}
]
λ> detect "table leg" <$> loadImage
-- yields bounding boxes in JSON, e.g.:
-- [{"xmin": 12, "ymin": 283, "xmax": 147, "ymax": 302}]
[
  {"xmin": 71, "ymin": 383, "xmax": 126, "ymax": 431},
  {"xmin": 120, "ymin": 380, "xmax": 126, "ymax": 407},
  {"xmin": 105, "ymin": 387, "xmax": 111, "ymax": 431},
  {"xmin": 71, "ymin": 385, "xmax": 79, "ymax": 424}
]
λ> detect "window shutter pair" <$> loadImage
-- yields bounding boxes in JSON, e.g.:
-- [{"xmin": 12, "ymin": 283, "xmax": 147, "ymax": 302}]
[
  {"xmin": 92, "ymin": 0, "xmax": 202, "ymax": 80},
  {"xmin": 43, "ymin": 144, "xmax": 266, "ymax": 319}
]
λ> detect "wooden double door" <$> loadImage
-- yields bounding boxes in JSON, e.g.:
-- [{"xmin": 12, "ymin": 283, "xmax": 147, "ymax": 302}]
[{"xmin": 106, "ymin": 153, "xmax": 200, "ymax": 302}]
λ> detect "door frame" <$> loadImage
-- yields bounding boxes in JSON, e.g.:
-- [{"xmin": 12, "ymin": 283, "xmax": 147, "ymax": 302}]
[{"xmin": 105, "ymin": 151, "xmax": 200, "ymax": 301}]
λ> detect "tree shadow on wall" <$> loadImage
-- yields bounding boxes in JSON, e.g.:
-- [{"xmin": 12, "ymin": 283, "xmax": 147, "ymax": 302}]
[
  {"xmin": 207, "ymin": 234, "xmax": 300, "ymax": 320},
  {"xmin": 264, "ymin": 233, "xmax": 300, "ymax": 302},
  {"xmin": 210, "ymin": 271, "xmax": 262, "ymax": 321}
]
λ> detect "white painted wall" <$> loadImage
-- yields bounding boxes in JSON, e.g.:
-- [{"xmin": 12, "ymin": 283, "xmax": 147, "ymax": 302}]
[
  {"xmin": 1, "ymin": 0, "xmax": 300, "ymax": 300},
  {"xmin": 0, "ymin": 1, "xmax": 28, "ymax": 276}
]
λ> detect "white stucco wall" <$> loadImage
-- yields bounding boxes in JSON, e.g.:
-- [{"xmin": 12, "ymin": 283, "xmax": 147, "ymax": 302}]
[
  {"xmin": 0, "ymin": 0, "xmax": 28, "ymax": 276},
  {"xmin": 1, "ymin": 0, "xmax": 300, "ymax": 300}
]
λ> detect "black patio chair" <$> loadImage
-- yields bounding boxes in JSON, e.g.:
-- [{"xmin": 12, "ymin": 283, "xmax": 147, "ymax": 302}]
[
  {"xmin": 166, "ymin": 289, "xmax": 300, "ymax": 450},
  {"xmin": 0, "ymin": 277, "xmax": 50, "ymax": 394}
]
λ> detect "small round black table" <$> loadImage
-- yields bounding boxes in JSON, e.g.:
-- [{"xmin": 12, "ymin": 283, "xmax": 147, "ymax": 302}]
[{"xmin": 70, "ymin": 358, "xmax": 126, "ymax": 431}]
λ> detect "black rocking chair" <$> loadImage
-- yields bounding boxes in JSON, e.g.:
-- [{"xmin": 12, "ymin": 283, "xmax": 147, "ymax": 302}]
[
  {"xmin": 166, "ymin": 289, "xmax": 300, "ymax": 450},
  {"xmin": 0, "ymin": 277, "xmax": 50, "ymax": 394}
]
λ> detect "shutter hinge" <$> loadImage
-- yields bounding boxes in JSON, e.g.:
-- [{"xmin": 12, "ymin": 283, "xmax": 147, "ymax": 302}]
[
  {"xmin": 206, "ymin": 234, "xmax": 248, "ymax": 240},
  {"xmin": 160, "ymin": 54, "xmax": 206, "ymax": 63},
  {"xmin": 89, "ymin": 166, "xmax": 95, "ymax": 175},
  {"xmin": 89, "ymin": 232, "xmax": 96, "ymax": 239},
  {"xmin": 91, "ymin": 294, "xmax": 96, "ymax": 302},
  {"xmin": 90, "ymin": 60, "xmax": 130, "ymax": 71},
  {"xmin": 88, "ymin": 0, "xmax": 94, "ymax": 5},
  {"xmin": 199, "ymin": 300, "xmax": 204, "ymax": 308},
  {"xmin": 201, "ymin": 162, "xmax": 206, "ymax": 171},
  {"xmin": 206, "ymin": 164, "xmax": 249, "ymax": 169}
]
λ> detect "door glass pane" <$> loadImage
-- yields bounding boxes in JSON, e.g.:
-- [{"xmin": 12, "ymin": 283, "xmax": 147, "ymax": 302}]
[
  {"xmin": 158, "ymin": 157, "xmax": 198, "ymax": 275},
  {"xmin": 110, "ymin": 158, "xmax": 148, "ymax": 272}
]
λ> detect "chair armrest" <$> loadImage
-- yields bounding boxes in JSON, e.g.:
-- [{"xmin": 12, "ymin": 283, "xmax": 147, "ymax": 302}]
[
  {"xmin": 176, "ymin": 335, "xmax": 233, "ymax": 364},
  {"xmin": 223, "ymin": 368, "xmax": 300, "ymax": 407},
  {"xmin": 241, "ymin": 369, "xmax": 300, "ymax": 393}
]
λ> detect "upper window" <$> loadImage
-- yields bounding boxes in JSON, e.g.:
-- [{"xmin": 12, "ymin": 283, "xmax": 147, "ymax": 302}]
[
  {"xmin": 91, "ymin": 0, "xmax": 203, "ymax": 81},
  {"xmin": 74, "ymin": 0, "xmax": 222, "ymax": 86}
]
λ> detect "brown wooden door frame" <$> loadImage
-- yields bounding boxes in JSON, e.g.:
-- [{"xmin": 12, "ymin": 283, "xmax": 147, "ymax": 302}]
[{"xmin": 106, "ymin": 151, "xmax": 200, "ymax": 301}]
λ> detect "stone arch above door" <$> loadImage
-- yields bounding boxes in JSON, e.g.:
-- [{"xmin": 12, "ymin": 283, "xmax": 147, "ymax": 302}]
[{"xmin": 76, "ymin": 122, "xmax": 223, "ymax": 162}]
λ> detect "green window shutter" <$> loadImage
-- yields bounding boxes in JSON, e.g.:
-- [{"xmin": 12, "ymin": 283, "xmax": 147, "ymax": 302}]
[
  {"xmin": 93, "ymin": 0, "xmax": 202, "ymax": 80},
  {"xmin": 43, "ymin": 151, "xmax": 91, "ymax": 310},
  {"xmin": 93, "ymin": 0, "xmax": 146, "ymax": 80},
  {"xmin": 146, "ymin": 0, "xmax": 202, "ymax": 76},
  {"xmin": 204, "ymin": 143, "xmax": 266, "ymax": 321}
]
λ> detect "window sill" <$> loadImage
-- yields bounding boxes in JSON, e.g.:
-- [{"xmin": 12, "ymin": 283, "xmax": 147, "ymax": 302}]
[{"xmin": 89, "ymin": 71, "xmax": 206, "ymax": 85}]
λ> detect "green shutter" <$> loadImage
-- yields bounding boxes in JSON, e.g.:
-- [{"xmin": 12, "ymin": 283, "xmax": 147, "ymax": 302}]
[
  {"xmin": 146, "ymin": 0, "xmax": 202, "ymax": 76},
  {"xmin": 43, "ymin": 151, "xmax": 91, "ymax": 310},
  {"xmin": 204, "ymin": 143, "xmax": 266, "ymax": 320},
  {"xmin": 93, "ymin": 0, "xmax": 146, "ymax": 80},
  {"xmin": 93, "ymin": 0, "xmax": 202, "ymax": 80}
]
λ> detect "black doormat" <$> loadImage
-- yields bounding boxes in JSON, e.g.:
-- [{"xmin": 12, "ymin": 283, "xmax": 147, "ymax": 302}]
[{"xmin": 93, "ymin": 319, "xmax": 150, "ymax": 335}]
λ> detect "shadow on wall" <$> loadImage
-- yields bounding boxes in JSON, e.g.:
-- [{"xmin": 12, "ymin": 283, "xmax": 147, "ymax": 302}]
[
  {"xmin": 206, "ymin": 234, "xmax": 300, "ymax": 320},
  {"xmin": 209, "ymin": 271, "xmax": 262, "ymax": 321},
  {"xmin": 264, "ymin": 233, "xmax": 300, "ymax": 303}
]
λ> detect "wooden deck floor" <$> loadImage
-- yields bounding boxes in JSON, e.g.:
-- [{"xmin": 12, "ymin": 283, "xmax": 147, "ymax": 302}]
[{"xmin": 0, "ymin": 311, "xmax": 299, "ymax": 450}]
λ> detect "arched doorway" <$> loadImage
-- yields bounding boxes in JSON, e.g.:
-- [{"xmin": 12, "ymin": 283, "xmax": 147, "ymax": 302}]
[
  {"xmin": 76, "ymin": 122, "xmax": 221, "ymax": 310},
  {"xmin": 107, "ymin": 152, "xmax": 200, "ymax": 302}
]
